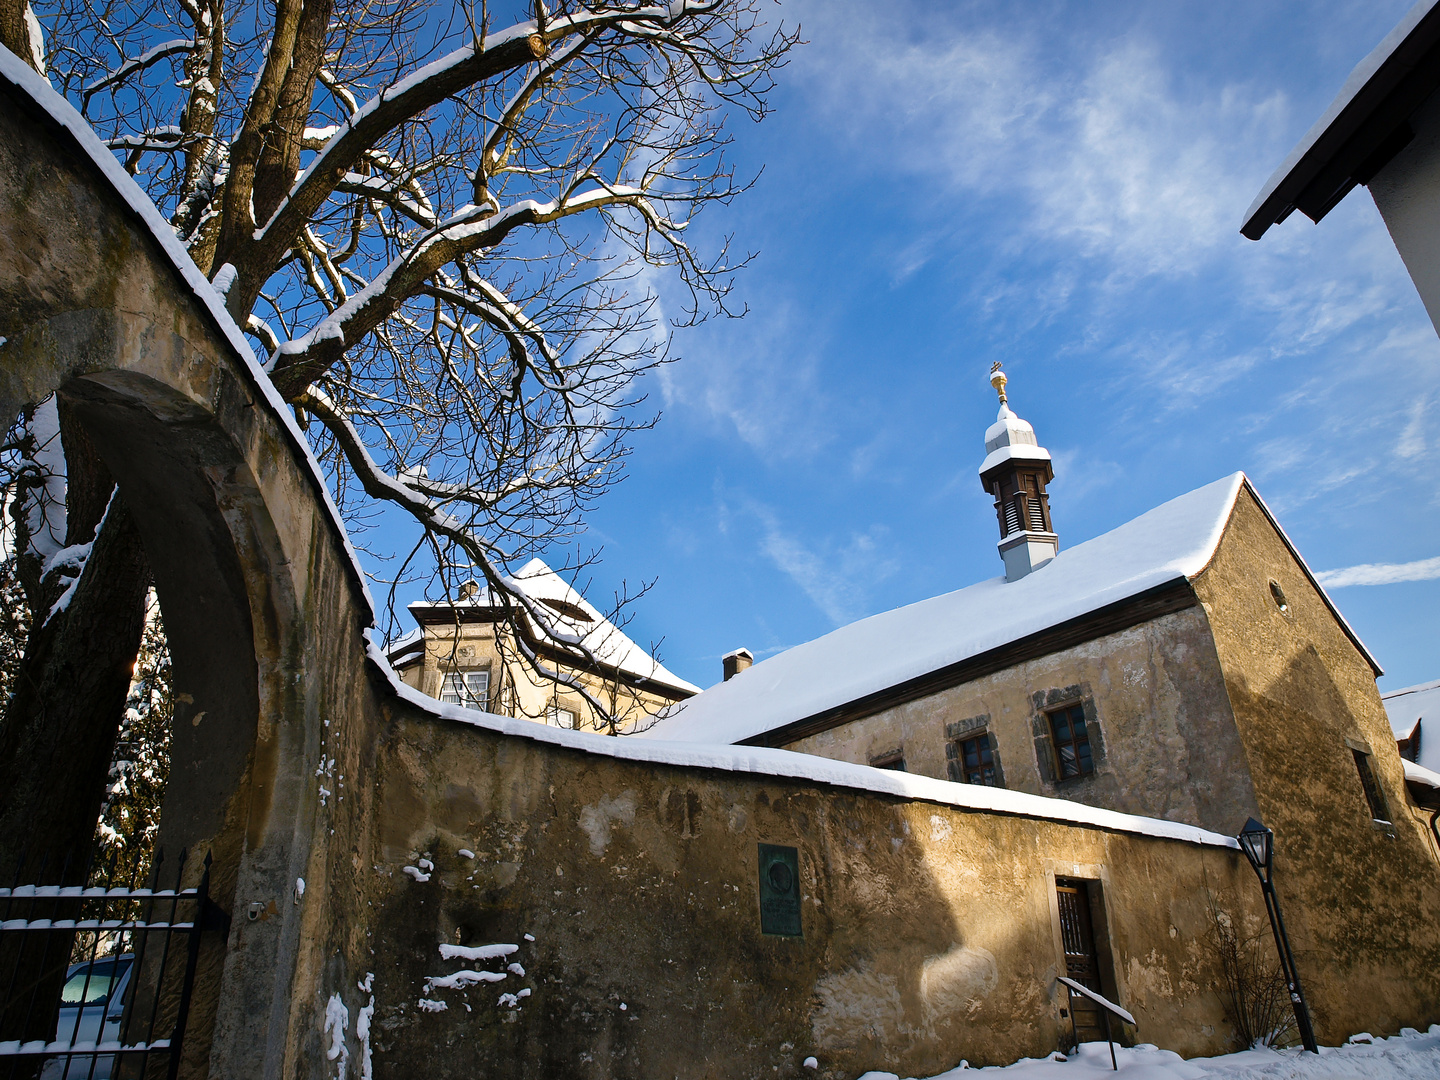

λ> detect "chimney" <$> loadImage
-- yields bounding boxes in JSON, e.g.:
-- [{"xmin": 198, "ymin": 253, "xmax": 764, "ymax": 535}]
[
  {"xmin": 723, "ymin": 648, "xmax": 754, "ymax": 681},
  {"xmin": 978, "ymin": 363, "xmax": 1058, "ymax": 581}
]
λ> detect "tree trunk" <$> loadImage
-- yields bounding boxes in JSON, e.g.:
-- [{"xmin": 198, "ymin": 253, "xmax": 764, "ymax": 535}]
[
  {"xmin": 0, "ymin": 0, "xmax": 44, "ymax": 74},
  {"xmin": 0, "ymin": 408, "xmax": 151, "ymax": 1045}
]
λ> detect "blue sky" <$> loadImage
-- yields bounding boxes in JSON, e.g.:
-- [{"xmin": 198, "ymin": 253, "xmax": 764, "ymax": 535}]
[{"xmin": 405, "ymin": 0, "xmax": 1440, "ymax": 693}]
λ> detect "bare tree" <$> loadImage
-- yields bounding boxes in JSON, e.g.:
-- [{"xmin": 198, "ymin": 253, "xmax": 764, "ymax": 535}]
[
  {"xmin": 0, "ymin": 0, "xmax": 791, "ymax": 766},
  {"xmin": 0, "ymin": 7, "xmax": 792, "ymax": 1036}
]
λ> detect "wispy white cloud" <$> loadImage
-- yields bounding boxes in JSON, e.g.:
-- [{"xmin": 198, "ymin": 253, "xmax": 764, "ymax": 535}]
[
  {"xmin": 655, "ymin": 300, "xmax": 836, "ymax": 458},
  {"xmin": 714, "ymin": 490, "xmax": 899, "ymax": 625},
  {"xmin": 1047, "ymin": 448, "xmax": 1123, "ymax": 507},
  {"xmin": 758, "ymin": 514, "xmax": 898, "ymax": 626},
  {"xmin": 1398, "ymin": 395, "xmax": 1428, "ymax": 459},
  {"xmin": 794, "ymin": 6, "xmax": 1287, "ymax": 280},
  {"xmin": 1316, "ymin": 556, "xmax": 1440, "ymax": 588}
]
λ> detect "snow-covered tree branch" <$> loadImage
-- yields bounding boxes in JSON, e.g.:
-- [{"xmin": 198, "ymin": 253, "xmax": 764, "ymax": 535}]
[{"xmin": 5, "ymin": 0, "xmax": 795, "ymax": 724}]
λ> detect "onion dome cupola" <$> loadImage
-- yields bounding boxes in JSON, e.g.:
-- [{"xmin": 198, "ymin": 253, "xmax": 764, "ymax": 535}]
[{"xmin": 978, "ymin": 362, "xmax": 1058, "ymax": 581}]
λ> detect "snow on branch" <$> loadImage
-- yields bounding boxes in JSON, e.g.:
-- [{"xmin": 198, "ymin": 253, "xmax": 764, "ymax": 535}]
[
  {"xmin": 81, "ymin": 39, "xmax": 196, "ymax": 108},
  {"xmin": 296, "ymin": 385, "xmax": 619, "ymax": 716},
  {"xmin": 267, "ymin": 184, "xmax": 651, "ymax": 395},
  {"xmin": 246, "ymin": 2, "xmax": 729, "ymax": 276}
]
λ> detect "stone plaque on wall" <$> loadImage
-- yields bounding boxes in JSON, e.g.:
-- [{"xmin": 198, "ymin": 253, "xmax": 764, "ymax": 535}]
[{"xmin": 757, "ymin": 843, "xmax": 801, "ymax": 937}]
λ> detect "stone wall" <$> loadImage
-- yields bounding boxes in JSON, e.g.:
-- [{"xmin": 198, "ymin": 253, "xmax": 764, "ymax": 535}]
[
  {"xmin": 782, "ymin": 605, "xmax": 1258, "ymax": 835},
  {"xmin": 351, "ymin": 707, "xmax": 1259, "ymax": 1079}
]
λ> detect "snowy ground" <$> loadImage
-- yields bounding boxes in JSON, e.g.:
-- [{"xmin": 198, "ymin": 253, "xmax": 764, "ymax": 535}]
[{"xmin": 857, "ymin": 1027, "xmax": 1440, "ymax": 1080}]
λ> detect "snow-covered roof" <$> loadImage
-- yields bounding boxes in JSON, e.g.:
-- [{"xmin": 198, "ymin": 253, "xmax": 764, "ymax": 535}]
[
  {"xmin": 979, "ymin": 402, "xmax": 1052, "ymax": 476},
  {"xmin": 1385, "ymin": 678, "xmax": 1440, "ymax": 773},
  {"xmin": 385, "ymin": 627, "xmax": 425, "ymax": 669},
  {"xmin": 362, "ymin": 629, "xmax": 1239, "ymax": 851},
  {"xmin": 644, "ymin": 475, "xmax": 1245, "ymax": 744},
  {"xmin": 643, "ymin": 473, "xmax": 1378, "ymax": 746},
  {"xmin": 385, "ymin": 627, "xmax": 423, "ymax": 654},
  {"xmin": 1242, "ymin": 0, "xmax": 1440, "ymax": 239},
  {"xmin": 1403, "ymin": 757, "xmax": 1440, "ymax": 791},
  {"xmin": 407, "ymin": 558, "xmax": 700, "ymax": 696}
]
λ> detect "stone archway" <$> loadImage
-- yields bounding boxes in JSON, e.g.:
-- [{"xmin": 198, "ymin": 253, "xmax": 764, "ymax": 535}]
[{"xmin": 0, "ymin": 58, "xmax": 383, "ymax": 1077}]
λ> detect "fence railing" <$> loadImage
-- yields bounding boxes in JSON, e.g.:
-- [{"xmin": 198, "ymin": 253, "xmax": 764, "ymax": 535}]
[{"xmin": 0, "ymin": 847, "xmax": 228, "ymax": 1080}]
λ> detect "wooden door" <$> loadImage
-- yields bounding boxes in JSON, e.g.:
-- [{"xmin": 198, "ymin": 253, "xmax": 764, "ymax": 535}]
[{"xmin": 1056, "ymin": 880, "xmax": 1106, "ymax": 1045}]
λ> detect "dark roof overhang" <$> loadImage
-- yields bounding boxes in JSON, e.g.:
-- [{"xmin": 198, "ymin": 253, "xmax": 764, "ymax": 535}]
[{"xmin": 1242, "ymin": 0, "xmax": 1440, "ymax": 240}]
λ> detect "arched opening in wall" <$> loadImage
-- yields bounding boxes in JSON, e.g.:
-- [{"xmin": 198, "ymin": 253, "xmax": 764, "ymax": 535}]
[
  {"xmin": 0, "ymin": 365, "xmax": 300, "ymax": 1073},
  {"xmin": 0, "ymin": 520, "xmax": 173, "ymax": 891}
]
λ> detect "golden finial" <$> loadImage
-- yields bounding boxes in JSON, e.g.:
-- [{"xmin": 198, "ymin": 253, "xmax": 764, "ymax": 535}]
[{"xmin": 989, "ymin": 361, "xmax": 1008, "ymax": 405}]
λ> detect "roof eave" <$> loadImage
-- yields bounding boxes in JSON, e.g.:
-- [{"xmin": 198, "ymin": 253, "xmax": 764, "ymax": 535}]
[
  {"xmin": 738, "ymin": 577, "xmax": 1199, "ymax": 748},
  {"xmin": 1242, "ymin": 0, "xmax": 1440, "ymax": 241}
]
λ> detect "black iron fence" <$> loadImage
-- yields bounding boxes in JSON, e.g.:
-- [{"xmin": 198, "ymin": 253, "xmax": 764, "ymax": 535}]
[{"xmin": 0, "ymin": 848, "xmax": 228, "ymax": 1080}]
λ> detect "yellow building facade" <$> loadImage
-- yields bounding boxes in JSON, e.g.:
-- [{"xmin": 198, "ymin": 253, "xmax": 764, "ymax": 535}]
[{"xmin": 387, "ymin": 558, "xmax": 698, "ymax": 733}]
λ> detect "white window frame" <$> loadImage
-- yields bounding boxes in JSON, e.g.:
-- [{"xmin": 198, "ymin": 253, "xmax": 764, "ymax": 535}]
[
  {"xmin": 440, "ymin": 669, "xmax": 490, "ymax": 710},
  {"xmin": 547, "ymin": 703, "xmax": 578, "ymax": 730}
]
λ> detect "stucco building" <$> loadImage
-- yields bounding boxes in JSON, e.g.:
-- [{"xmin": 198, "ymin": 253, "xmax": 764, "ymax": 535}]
[
  {"xmin": 387, "ymin": 558, "xmax": 697, "ymax": 733},
  {"xmin": 645, "ymin": 367, "xmax": 1440, "ymax": 1043}
]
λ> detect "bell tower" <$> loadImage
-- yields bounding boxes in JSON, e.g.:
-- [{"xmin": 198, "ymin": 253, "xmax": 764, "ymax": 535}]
[{"xmin": 978, "ymin": 363, "xmax": 1058, "ymax": 581}]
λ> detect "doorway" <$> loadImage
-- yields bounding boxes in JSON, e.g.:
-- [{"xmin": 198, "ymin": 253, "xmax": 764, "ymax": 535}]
[{"xmin": 1056, "ymin": 878, "xmax": 1109, "ymax": 1045}]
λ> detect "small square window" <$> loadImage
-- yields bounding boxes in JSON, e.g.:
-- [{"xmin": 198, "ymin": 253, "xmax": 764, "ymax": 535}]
[
  {"xmin": 547, "ymin": 704, "xmax": 578, "ymax": 730},
  {"xmin": 440, "ymin": 670, "xmax": 489, "ymax": 710},
  {"xmin": 1352, "ymin": 749, "xmax": 1391, "ymax": 823},
  {"xmin": 870, "ymin": 749, "xmax": 906, "ymax": 771},
  {"xmin": 1047, "ymin": 703, "xmax": 1093, "ymax": 781},
  {"xmin": 958, "ymin": 733, "xmax": 1000, "ymax": 786}
]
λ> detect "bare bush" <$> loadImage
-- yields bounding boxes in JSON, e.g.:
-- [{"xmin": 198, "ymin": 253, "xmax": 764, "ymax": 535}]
[{"xmin": 1205, "ymin": 892, "xmax": 1298, "ymax": 1050}]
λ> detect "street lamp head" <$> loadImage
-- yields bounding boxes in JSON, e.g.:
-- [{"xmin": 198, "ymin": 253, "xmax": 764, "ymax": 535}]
[{"xmin": 1238, "ymin": 817, "xmax": 1272, "ymax": 876}]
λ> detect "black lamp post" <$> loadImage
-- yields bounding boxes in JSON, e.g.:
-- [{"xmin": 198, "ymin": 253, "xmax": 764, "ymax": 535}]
[{"xmin": 1237, "ymin": 817, "xmax": 1318, "ymax": 1053}]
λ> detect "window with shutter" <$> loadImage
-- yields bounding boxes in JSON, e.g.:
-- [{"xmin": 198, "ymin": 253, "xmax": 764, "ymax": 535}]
[
  {"xmin": 1352, "ymin": 749, "xmax": 1391, "ymax": 823},
  {"xmin": 1027, "ymin": 495, "xmax": 1046, "ymax": 531},
  {"xmin": 1004, "ymin": 499, "xmax": 1022, "ymax": 535}
]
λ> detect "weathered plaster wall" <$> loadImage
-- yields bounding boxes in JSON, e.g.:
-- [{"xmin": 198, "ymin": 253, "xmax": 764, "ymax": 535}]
[
  {"xmin": 354, "ymin": 709, "xmax": 1257, "ymax": 1079},
  {"xmin": 7, "ymin": 66, "xmax": 1438, "ymax": 1080},
  {"xmin": 1193, "ymin": 486, "xmax": 1440, "ymax": 1043},
  {"xmin": 783, "ymin": 606, "xmax": 1258, "ymax": 835},
  {"xmin": 4, "ymin": 78, "xmax": 1259, "ymax": 1079}
]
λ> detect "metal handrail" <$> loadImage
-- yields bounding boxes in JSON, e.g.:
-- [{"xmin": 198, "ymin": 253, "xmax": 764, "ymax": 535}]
[{"xmin": 1058, "ymin": 976, "xmax": 1135, "ymax": 1071}]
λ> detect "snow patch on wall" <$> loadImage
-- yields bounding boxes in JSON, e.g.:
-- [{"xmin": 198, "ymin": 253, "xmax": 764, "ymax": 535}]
[
  {"xmin": 355, "ymin": 973, "xmax": 375, "ymax": 1080},
  {"xmin": 323, "ymin": 993, "xmax": 349, "ymax": 1078},
  {"xmin": 438, "ymin": 943, "xmax": 517, "ymax": 962}
]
